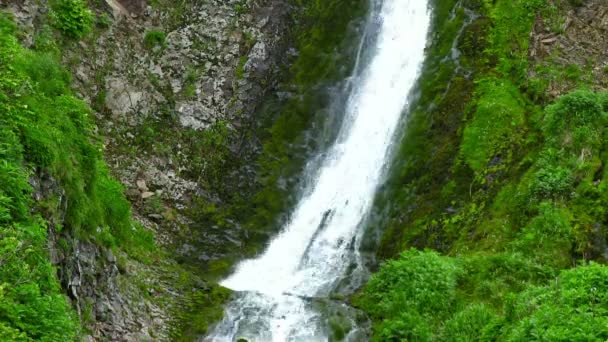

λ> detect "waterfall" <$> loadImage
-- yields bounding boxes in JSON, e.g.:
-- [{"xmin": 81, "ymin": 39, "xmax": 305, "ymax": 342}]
[{"xmin": 206, "ymin": 0, "xmax": 431, "ymax": 340}]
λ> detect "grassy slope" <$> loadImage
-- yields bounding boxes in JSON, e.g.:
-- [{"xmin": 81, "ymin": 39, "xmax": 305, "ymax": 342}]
[
  {"xmin": 0, "ymin": 11, "xmax": 158, "ymax": 339},
  {"xmin": 356, "ymin": 0, "xmax": 608, "ymax": 340}
]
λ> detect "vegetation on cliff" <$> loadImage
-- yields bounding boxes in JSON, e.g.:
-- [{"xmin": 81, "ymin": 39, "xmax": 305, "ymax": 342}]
[
  {"xmin": 0, "ymin": 11, "xmax": 150, "ymax": 339},
  {"xmin": 0, "ymin": 3, "xmax": 235, "ymax": 339},
  {"xmin": 356, "ymin": 0, "xmax": 608, "ymax": 340},
  {"xmin": 3, "ymin": 0, "xmax": 608, "ymax": 339}
]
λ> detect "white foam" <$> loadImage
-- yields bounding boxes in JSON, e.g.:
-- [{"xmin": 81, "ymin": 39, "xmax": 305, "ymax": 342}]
[{"xmin": 207, "ymin": 1, "xmax": 431, "ymax": 340}]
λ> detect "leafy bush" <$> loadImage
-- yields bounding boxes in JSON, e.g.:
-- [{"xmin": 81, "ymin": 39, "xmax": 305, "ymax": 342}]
[
  {"xmin": 0, "ymin": 223, "xmax": 79, "ymax": 341},
  {"xmin": 14, "ymin": 50, "xmax": 70, "ymax": 96},
  {"xmin": 441, "ymin": 304, "xmax": 499, "ymax": 341},
  {"xmin": 512, "ymin": 202, "xmax": 573, "ymax": 267},
  {"xmin": 459, "ymin": 253, "xmax": 556, "ymax": 306},
  {"xmin": 531, "ymin": 165, "xmax": 572, "ymax": 197},
  {"xmin": 543, "ymin": 89, "xmax": 607, "ymax": 151},
  {"xmin": 144, "ymin": 30, "xmax": 166, "ymax": 49},
  {"xmin": 506, "ymin": 264, "xmax": 608, "ymax": 341},
  {"xmin": 355, "ymin": 249, "xmax": 460, "ymax": 341},
  {"xmin": 49, "ymin": 0, "xmax": 93, "ymax": 38}
]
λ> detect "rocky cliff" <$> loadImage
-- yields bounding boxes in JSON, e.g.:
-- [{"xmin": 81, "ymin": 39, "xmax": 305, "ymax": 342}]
[{"xmin": 2, "ymin": 0, "xmax": 293, "ymax": 340}]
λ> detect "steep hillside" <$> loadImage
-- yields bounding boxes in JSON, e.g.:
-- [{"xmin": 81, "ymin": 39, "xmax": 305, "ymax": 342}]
[
  {"xmin": 0, "ymin": 4, "xmax": 245, "ymax": 339},
  {"xmin": 356, "ymin": 0, "xmax": 608, "ymax": 340},
  {"xmin": 4, "ymin": 0, "xmax": 608, "ymax": 340}
]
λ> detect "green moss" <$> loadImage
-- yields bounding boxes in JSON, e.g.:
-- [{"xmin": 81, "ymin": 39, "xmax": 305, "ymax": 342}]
[
  {"xmin": 461, "ymin": 78, "xmax": 527, "ymax": 173},
  {"xmin": 168, "ymin": 272, "xmax": 231, "ymax": 341},
  {"xmin": 235, "ymin": 55, "xmax": 248, "ymax": 79},
  {"xmin": 360, "ymin": 0, "xmax": 608, "ymax": 339}
]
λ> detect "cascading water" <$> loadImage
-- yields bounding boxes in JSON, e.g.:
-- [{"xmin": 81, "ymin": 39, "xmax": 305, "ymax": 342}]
[{"xmin": 206, "ymin": 0, "xmax": 430, "ymax": 340}]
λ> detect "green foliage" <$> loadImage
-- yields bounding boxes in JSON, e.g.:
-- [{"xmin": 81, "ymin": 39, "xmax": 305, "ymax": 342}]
[
  {"xmin": 485, "ymin": 0, "xmax": 545, "ymax": 82},
  {"xmin": 359, "ymin": 251, "xmax": 608, "ymax": 341},
  {"xmin": 49, "ymin": 0, "xmax": 93, "ymax": 38},
  {"xmin": 235, "ymin": 55, "xmax": 248, "ymax": 79},
  {"xmin": 506, "ymin": 264, "xmax": 608, "ymax": 341},
  {"xmin": 14, "ymin": 50, "xmax": 70, "ymax": 97},
  {"xmin": 355, "ymin": 250, "xmax": 460, "ymax": 341},
  {"xmin": 441, "ymin": 304, "xmax": 499, "ymax": 341},
  {"xmin": 0, "ymin": 13, "xmax": 156, "ymax": 338},
  {"xmin": 168, "ymin": 271, "xmax": 231, "ymax": 341},
  {"xmin": 233, "ymin": 1, "xmax": 247, "ymax": 15},
  {"xmin": 530, "ymin": 149, "xmax": 573, "ymax": 199},
  {"xmin": 542, "ymin": 89, "xmax": 607, "ymax": 151},
  {"xmin": 0, "ymin": 12, "xmax": 17, "ymax": 35},
  {"xmin": 458, "ymin": 253, "xmax": 556, "ymax": 306},
  {"xmin": 0, "ymin": 226, "xmax": 79, "ymax": 340},
  {"xmin": 360, "ymin": 0, "xmax": 608, "ymax": 340},
  {"xmin": 512, "ymin": 202, "xmax": 573, "ymax": 267},
  {"xmin": 144, "ymin": 29, "xmax": 166, "ymax": 49},
  {"xmin": 461, "ymin": 78, "xmax": 526, "ymax": 172}
]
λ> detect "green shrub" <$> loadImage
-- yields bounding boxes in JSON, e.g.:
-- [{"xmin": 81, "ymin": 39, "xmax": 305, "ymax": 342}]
[
  {"xmin": 0, "ymin": 12, "xmax": 16, "ymax": 35},
  {"xmin": 14, "ymin": 50, "xmax": 70, "ymax": 96},
  {"xmin": 144, "ymin": 30, "xmax": 166, "ymax": 49},
  {"xmin": 441, "ymin": 304, "xmax": 500, "ymax": 341},
  {"xmin": 375, "ymin": 311, "xmax": 432, "ymax": 342},
  {"xmin": 460, "ymin": 253, "xmax": 557, "ymax": 305},
  {"xmin": 512, "ymin": 202, "xmax": 573, "ymax": 267},
  {"xmin": 0, "ymin": 220, "xmax": 79, "ymax": 341},
  {"xmin": 543, "ymin": 89, "xmax": 607, "ymax": 151},
  {"xmin": 49, "ymin": 0, "xmax": 93, "ymax": 38},
  {"xmin": 355, "ymin": 249, "xmax": 460, "ymax": 340},
  {"xmin": 531, "ymin": 166, "xmax": 572, "ymax": 197},
  {"xmin": 507, "ymin": 264, "xmax": 608, "ymax": 341}
]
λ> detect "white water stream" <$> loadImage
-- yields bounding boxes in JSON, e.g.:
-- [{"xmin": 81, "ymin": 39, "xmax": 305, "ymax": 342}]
[{"xmin": 207, "ymin": 0, "xmax": 430, "ymax": 340}]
